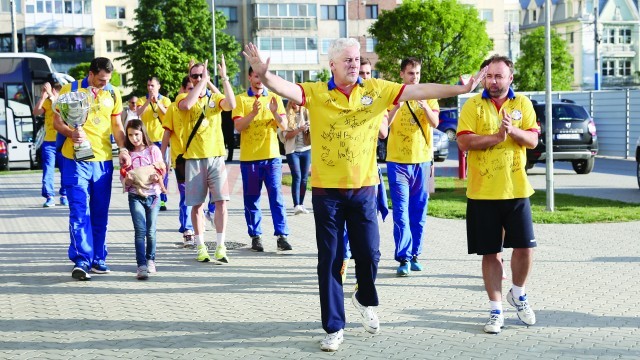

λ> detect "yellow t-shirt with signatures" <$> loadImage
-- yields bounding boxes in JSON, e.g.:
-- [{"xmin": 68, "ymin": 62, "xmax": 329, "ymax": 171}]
[
  {"xmin": 386, "ymin": 99, "xmax": 439, "ymax": 163},
  {"xmin": 161, "ymin": 102, "xmax": 184, "ymax": 164},
  {"xmin": 299, "ymin": 78, "xmax": 404, "ymax": 188},
  {"xmin": 175, "ymin": 91, "xmax": 226, "ymax": 159},
  {"xmin": 232, "ymin": 91, "xmax": 286, "ymax": 161},
  {"xmin": 137, "ymin": 95, "xmax": 172, "ymax": 143},
  {"xmin": 58, "ymin": 82, "xmax": 123, "ymax": 161},
  {"xmin": 42, "ymin": 98, "xmax": 58, "ymax": 142},
  {"xmin": 457, "ymin": 92, "xmax": 539, "ymax": 200}
]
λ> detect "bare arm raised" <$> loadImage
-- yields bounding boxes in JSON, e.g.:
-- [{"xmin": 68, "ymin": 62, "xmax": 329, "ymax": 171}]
[
  {"xmin": 398, "ymin": 67, "xmax": 487, "ymax": 102},
  {"xmin": 242, "ymin": 43, "xmax": 303, "ymax": 104}
]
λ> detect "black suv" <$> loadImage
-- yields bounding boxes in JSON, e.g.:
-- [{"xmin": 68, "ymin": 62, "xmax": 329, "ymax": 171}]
[{"xmin": 527, "ymin": 99, "xmax": 598, "ymax": 174}]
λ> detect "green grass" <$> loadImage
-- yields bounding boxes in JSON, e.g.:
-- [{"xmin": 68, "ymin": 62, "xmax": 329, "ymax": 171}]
[
  {"xmin": 0, "ymin": 169, "xmax": 42, "ymax": 175},
  {"xmin": 282, "ymin": 174, "xmax": 640, "ymax": 224}
]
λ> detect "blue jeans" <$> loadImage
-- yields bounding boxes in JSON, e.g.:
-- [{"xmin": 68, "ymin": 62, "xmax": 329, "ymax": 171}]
[
  {"xmin": 240, "ymin": 158, "xmax": 289, "ymax": 237},
  {"xmin": 312, "ymin": 186, "xmax": 380, "ymax": 334},
  {"xmin": 285, "ymin": 149, "xmax": 311, "ymax": 206},
  {"xmin": 62, "ymin": 158, "xmax": 113, "ymax": 268},
  {"xmin": 177, "ymin": 179, "xmax": 193, "ymax": 233},
  {"xmin": 128, "ymin": 193, "xmax": 160, "ymax": 266},
  {"xmin": 154, "ymin": 141, "xmax": 169, "ymax": 203},
  {"xmin": 387, "ymin": 161, "xmax": 431, "ymax": 262},
  {"xmin": 41, "ymin": 141, "xmax": 66, "ymax": 198}
]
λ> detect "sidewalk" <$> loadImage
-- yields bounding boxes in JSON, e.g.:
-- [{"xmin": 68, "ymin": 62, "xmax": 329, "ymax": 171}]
[{"xmin": 0, "ymin": 166, "xmax": 639, "ymax": 359}]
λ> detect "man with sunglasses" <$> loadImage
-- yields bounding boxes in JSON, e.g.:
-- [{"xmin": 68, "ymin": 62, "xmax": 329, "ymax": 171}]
[
  {"xmin": 123, "ymin": 96, "xmax": 139, "ymax": 126},
  {"xmin": 177, "ymin": 57, "xmax": 235, "ymax": 264},
  {"xmin": 137, "ymin": 77, "xmax": 171, "ymax": 210}
]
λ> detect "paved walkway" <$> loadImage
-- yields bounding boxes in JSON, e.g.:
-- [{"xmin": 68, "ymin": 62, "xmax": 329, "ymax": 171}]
[{"xmin": 0, "ymin": 164, "xmax": 639, "ymax": 359}]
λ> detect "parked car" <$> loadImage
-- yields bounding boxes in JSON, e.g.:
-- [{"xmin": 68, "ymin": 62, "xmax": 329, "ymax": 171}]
[
  {"xmin": 437, "ymin": 108, "xmax": 458, "ymax": 142},
  {"xmin": 377, "ymin": 128, "xmax": 449, "ymax": 162},
  {"xmin": 527, "ymin": 99, "xmax": 598, "ymax": 174},
  {"xmin": 0, "ymin": 135, "xmax": 9, "ymax": 171},
  {"xmin": 636, "ymin": 137, "xmax": 640, "ymax": 187}
]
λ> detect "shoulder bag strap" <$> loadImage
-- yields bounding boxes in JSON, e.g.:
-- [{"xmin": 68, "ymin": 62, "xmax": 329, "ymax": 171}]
[
  {"xmin": 184, "ymin": 94, "xmax": 212, "ymax": 153},
  {"xmin": 405, "ymin": 101, "xmax": 428, "ymax": 142}
]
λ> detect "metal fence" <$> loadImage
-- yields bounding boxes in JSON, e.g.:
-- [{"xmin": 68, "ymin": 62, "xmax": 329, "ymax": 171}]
[{"xmin": 458, "ymin": 90, "xmax": 640, "ymax": 159}]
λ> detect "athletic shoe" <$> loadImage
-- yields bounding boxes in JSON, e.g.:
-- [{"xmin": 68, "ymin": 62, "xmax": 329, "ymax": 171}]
[
  {"xmin": 147, "ymin": 260, "xmax": 157, "ymax": 273},
  {"xmin": 196, "ymin": 244, "xmax": 211, "ymax": 262},
  {"xmin": 60, "ymin": 196, "xmax": 69, "ymax": 206},
  {"xmin": 43, "ymin": 197, "xmax": 55, "ymax": 207},
  {"xmin": 204, "ymin": 210, "xmax": 215, "ymax": 230},
  {"xmin": 214, "ymin": 243, "xmax": 229, "ymax": 263},
  {"xmin": 507, "ymin": 290, "xmax": 536, "ymax": 325},
  {"xmin": 340, "ymin": 259, "xmax": 348, "ymax": 284},
  {"xmin": 277, "ymin": 235, "xmax": 292, "ymax": 251},
  {"xmin": 320, "ymin": 329, "xmax": 344, "ymax": 352},
  {"xmin": 251, "ymin": 236, "xmax": 264, "ymax": 252},
  {"xmin": 137, "ymin": 265, "xmax": 149, "ymax": 280},
  {"xmin": 183, "ymin": 231, "xmax": 195, "ymax": 248},
  {"xmin": 351, "ymin": 291, "xmax": 380, "ymax": 334},
  {"xmin": 91, "ymin": 260, "xmax": 110, "ymax": 274},
  {"xmin": 300, "ymin": 205, "xmax": 310, "ymax": 214},
  {"xmin": 71, "ymin": 263, "xmax": 91, "ymax": 281},
  {"xmin": 483, "ymin": 310, "xmax": 504, "ymax": 334},
  {"xmin": 294, "ymin": 205, "xmax": 304, "ymax": 215},
  {"xmin": 397, "ymin": 261, "xmax": 410, "ymax": 277},
  {"xmin": 410, "ymin": 256, "xmax": 423, "ymax": 271},
  {"xmin": 160, "ymin": 201, "xmax": 167, "ymax": 211}
]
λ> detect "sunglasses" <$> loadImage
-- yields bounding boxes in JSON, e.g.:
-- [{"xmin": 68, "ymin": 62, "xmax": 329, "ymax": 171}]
[{"xmin": 190, "ymin": 73, "xmax": 203, "ymax": 79}]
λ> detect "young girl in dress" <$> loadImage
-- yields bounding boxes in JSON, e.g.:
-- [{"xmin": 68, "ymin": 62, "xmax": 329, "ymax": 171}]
[{"xmin": 121, "ymin": 119, "xmax": 165, "ymax": 280}]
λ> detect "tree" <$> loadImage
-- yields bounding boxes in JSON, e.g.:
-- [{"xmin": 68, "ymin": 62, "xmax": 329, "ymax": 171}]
[
  {"xmin": 68, "ymin": 62, "xmax": 121, "ymax": 87},
  {"xmin": 316, "ymin": 69, "xmax": 331, "ymax": 82},
  {"xmin": 369, "ymin": 0, "xmax": 492, "ymax": 85},
  {"xmin": 122, "ymin": 0, "xmax": 242, "ymax": 97},
  {"xmin": 514, "ymin": 27, "xmax": 573, "ymax": 91}
]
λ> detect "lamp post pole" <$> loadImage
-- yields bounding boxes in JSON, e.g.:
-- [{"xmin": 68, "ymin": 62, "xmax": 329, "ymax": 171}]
[
  {"xmin": 10, "ymin": 0, "xmax": 18, "ymax": 52},
  {"xmin": 211, "ymin": 1, "xmax": 218, "ymax": 85},
  {"xmin": 594, "ymin": 5, "xmax": 600, "ymax": 90}
]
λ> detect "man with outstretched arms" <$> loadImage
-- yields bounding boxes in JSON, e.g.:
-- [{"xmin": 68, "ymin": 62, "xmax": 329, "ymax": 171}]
[
  {"xmin": 242, "ymin": 38, "xmax": 485, "ymax": 351},
  {"xmin": 177, "ymin": 56, "xmax": 235, "ymax": 264},
  {"xmin": 457, "ymin": 54, "xmax": 539, "ymax": 334},
  {"xmin": 53, "ymin": 57, "xmax": 131, "ymax": 281}
]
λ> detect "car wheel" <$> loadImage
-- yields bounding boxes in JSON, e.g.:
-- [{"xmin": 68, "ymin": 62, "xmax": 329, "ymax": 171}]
[
  {"xmin": 445, "ymin": 129, "xmax": 456, "ymax": 142},
  {"xmin": 572, "ymin": 157, "xmax": 595, "ymax": 174},
  {"xmin": 434, "ymin": 155, "xmax": 446, "ymax": 162},
  {"xmin": 525, "ymin": 161, "xmax": 535, "ymax": 170}
]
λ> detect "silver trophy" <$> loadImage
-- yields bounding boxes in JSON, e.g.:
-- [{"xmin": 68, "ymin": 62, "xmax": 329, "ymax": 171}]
[{"xmin": 53, "ymin": 91, "xmax": 94, "ymax": 161}]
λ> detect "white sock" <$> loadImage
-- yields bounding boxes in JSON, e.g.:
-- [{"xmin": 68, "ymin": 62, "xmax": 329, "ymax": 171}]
[
  {"xmin": 512, "ymin": 284, "xmax": 525, "ymax": 299},
  {"xmin": 489, "ymin": 300, "xmax": 503, "ymax": 312},
  {"xmin": 195, "ymin": 234, "xmax": 205, "ymax": 246},
  {"xmin": 217, "ymin": 233, "xmax": 225, "ymax": 247}
]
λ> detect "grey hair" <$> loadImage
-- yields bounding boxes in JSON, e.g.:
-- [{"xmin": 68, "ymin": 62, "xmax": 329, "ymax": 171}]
[{"xmin": 328, "ymin": 38, "xmax": 360, "ymax": 62}]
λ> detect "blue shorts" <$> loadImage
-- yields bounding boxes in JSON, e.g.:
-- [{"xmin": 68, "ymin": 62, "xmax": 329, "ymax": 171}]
[{"xmin": 466, "ymin": 198, "xmax": 536, "ymax": 255}]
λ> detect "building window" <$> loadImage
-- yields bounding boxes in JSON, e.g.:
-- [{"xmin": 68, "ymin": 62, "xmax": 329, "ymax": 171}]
[
  {"xmin": 106, "ymin": 40, "xmax": 126, "ymax": 53},
  {"xmin": 365, "ymin": 38, "xmax": 377, "ymax": 52},
  {"xmin": 532, "ymin": 10, "xmax": 537, "ymax": 22},
  {"xmin": 504, "ymin": 10, "xmax": 519, "ymax": 24},
  {"xmin": 83, "ymin": 0, "xmax": 90, "ymax": 14},
  {"xmin": 54, "ymin": 0, "xmax": 63, "ymax": 13},
  {"xmin": 259, "ymin": 37, "xmax": 318, "ymax": 51},
  {"xmin": 602, "ymin": 60, "xmax": 614, "ymax": 76},
  {"xmin": 618, "ymin": 60, "xmax": 631, "ymax": 76},
  {"xmin": 106, "ymin": 6, "xmax": 125, "ymax": 19},
  {"xmin": 26, "ymin": 4, "xmax": 34, "ymax": 13},
  {"xmin": 64, "ymin": 1, "xmax": 72, "ymax": 14},
  {"xmin": 218, "ymin": 6, "xmax": 237, "ymax": 22},
  {"xmin": 480, "ymin": 9, "xmax": 493, "ymax": 22},
  {"xmin": 1, "ymin": 0, "xmax": 22, "ymax": 13},
  {"xmin": 321, "ymin": 5, "xmax": 345, "ymax": 20},
  {"xmin": 618, "ymin": 29, "xmax": 631, "ymax": 44},
  {"xmin": 320, "ymin": 38, "xmax": 336, "ymax": 54},
  {"xmin": 366, "ymin": 5, "xmax": 378, "ymax": 19},
  {"xmin": 569, "ymin": 32, "xmax": 574, "ymax": 44},
  {"xmin": 257, "ymin": 3, "xmax": 316, "ymax": 17},
  {"xmin": 36, "ymin": 0, "xmax": 43, "ymax": 12},
  {"xmin": 602, "ymin": 28, "xmax": 615, "ymax": 44}
]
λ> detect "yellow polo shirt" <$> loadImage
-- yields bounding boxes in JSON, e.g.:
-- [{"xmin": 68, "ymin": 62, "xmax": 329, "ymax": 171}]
[
  {"xmin": 176, "ymin": 91, "xmax": 226, "ymax": 159},
  {"xmin": 137, "ymin": 95, "xmax": 172, "ymax": 143},
  {"xmin": 161, "ymin": 102, "xmax": 184, "ymax": 164},
  {"xmin": 299, "ymin": 78, "xmax": 404, "ymax": 188},
  {"xmin": 42, "ymin": 98, "xmax": 57, "ymax": 142},
  {"xmin": 457, "ymin": 91, "xmax": 539, "ymax": 200},
  {"xmin": 387, "ymin": 99, "xmax": 439, "ymax": 163},
  {"xmin": 232, "ymin": 90, "xmax": 286, "ymax": 161},
  {"xmin": 58, "ymin": 82, "xmax": 122, "ymax": 161}
]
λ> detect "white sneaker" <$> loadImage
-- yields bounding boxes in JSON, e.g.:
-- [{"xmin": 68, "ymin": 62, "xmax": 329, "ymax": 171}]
[
  {"xmin": 320, "ymin": 329, "xmax": 344, "ymax": 352},
  {"xmin": 351, "ymin": 291, "xmax": 380, "ymax": 334},
  {"xmin": 507, "ymin": 289, "xmax": 536, "ymax": 325},
  {"xmin": 136, "ymin": 265, "xmax": 149, "ymax": 280},
  {"xmin": 300, "ymin": 205, "xmax": 310, "ymax": 214},
  {"xmin": 183, "ymin": 231, "xmax": 195, "ymax": 248},
  {"xmin": 294, "ymin": 205, "xmax": 304, "ymax": 215},
  {"xmin": 483, "ymin": 310, "xmax": 504, "ymax": 334},
  {"xmin": 147, "ymin": 260, "xmax": 157, "ymax": 273}
]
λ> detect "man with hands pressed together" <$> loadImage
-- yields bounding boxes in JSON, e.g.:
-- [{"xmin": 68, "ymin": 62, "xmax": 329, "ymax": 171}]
[
  {"xmin": 457, "ymin": 54, "xmax": 539, "ymax": 335},
  {"xmin": 242, "ymin": 38, "xmax": 485, "ymax": 351}
]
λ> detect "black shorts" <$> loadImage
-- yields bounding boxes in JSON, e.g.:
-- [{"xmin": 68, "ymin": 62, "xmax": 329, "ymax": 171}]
[{"xmin": 466, "ymin": 198, "xmax": 536, "ymax": 255}]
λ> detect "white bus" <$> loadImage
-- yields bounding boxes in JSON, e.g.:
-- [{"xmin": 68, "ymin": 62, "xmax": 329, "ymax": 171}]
[{"xmin": 0, "ymin": 52, "xmax": 73, "ymax": 169}]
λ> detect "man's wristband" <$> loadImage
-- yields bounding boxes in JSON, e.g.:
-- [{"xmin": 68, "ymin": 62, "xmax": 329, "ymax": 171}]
[
  {"xmin": 220, "ymin": 76, "xmax": 230, "ymax": 82},
  {"xmin": 119, "ymin": 148, "xmax": 129, "ymax": 154}
]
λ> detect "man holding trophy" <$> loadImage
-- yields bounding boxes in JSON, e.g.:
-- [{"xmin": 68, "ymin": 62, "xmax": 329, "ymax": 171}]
[{"xmin": 53, "ymin": 57, "xmax": 132, "ymax": 281}]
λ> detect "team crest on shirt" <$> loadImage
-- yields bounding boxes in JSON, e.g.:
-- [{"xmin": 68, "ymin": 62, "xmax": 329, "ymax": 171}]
[
  {"xmin": 361, "ymin": 95, "xmax": 373, "ymax": 106},
  {"xmin": 511, "ymin": 109, "xmax": 522, "ymax": 120},
  {"xmin": 208, "ymin": 101, "xmax": 216, "ymax": 108}
]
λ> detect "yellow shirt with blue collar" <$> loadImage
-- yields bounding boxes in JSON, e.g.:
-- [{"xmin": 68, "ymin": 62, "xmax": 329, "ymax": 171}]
[
  {"xmin": 298, "ymin": 77, "xmax": 405, "ymax": 188},
  {"xmin": 175, "ymin": 90, "xmax": 226, "ymax": 159},
  {"xmin": 161, "ymin": 102, "xmax": 184, "ymax": 164},
  {"xmin": 137, "ymin": 94, "xmax": 172, "ymax": 143},
  {"xmin": 232, "ymin": 88, "xmax": 286, "ymax": 161},
  {"xmin": 58, "ymin": 78, "xmax": 123, "ymax": 161},
  {"xmin": 457, "ymin": 88, "xmax": 540, "ymax": 200}
]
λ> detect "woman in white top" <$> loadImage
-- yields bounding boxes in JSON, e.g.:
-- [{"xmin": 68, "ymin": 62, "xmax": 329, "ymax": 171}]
[{"xmin": 278, "ymin": 101, "xmax": 311, "ymax": 215}]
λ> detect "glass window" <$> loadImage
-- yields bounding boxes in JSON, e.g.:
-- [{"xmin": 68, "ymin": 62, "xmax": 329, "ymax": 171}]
[
  {"xmin": 295, "ymin": 37, "xmax": 306, "ymax": 50},
  {"xmin": 45, "ymin": 1, "xmax": 52, "ymax": 13},
  {"xmin": 106, "ymin": 40, "xmax": 111, "ymax": 52},
  {"xmin": 366, "ymin": 5, "xmax": 378, "ymax": 19},
  {"xmin": 258, "ymin": 3, "xmax": 268, "ymax": 16},
  {"xmin": 320, "ymin": 38, "xmax": 334, "ymax": 54},
  {"xmin": 36, "ymin": 0, "xmax": 43, "ymax": 13},
  {"xmin": 269, "ymin": 4, "xmax": 277, "ymax": 16},
  {"xmin": 219, "ymin": 6, "xmax": 237, "ymax": 22},
  {"xmin": 504, "ymin": 10, "xmax": 519, "ymax": 24},
  {"xmin": 83, "ymin": 0, "xmax": 90, "ymax": 14},
  {"xmin": 480, "ymin": 9, "xmax": 493, "ymax": 22},
  {"xmin": 259, "ymin": 38, "xmax": 271, "ymax": 50},
  {"xmin": 308, "ymin": 3, "xmax": 316, "ymax": 17},
  {"xmin": 365, "ymin": 38, "xmax": 377, "ymax": 52},
  {"xmin": 321, "ymin": 5, "xmax": 344, "ymax": 20},
  {"xmin": 307, "ymin": 38, "xmax": 317, "ymax": 50},
  {"xmin": 26, "ymin": 4, "xmax": 34, "ymax": 13},
  {"xmin": 271, "ymin": 38, "xmax": 282, "ymax": 50},
  {"xmin": 289, "ymin": 4, "xmax": 298, "ymax": 16},
  {"xmin": 105, "ymin": 6, "xmax": 116, "ymax": 19},
  {"xmin": 618, "ymin": 29, "xmax": 631, "ymax": 44},
  {"xmin": 64, "ymin": 0, "xmax": 71, "ymax": 13},
  {"xmin": 54, "ymin": 0, "xmax": 62, "ymax": 13},
  {"xmin": 118, "ymin": 7, "xmax": 125, "ymax": 19},
  {"xmin": 284, "ymin": 37, "xmax": 295, "ymax": 50},
  {"xmin": 278, "ymin": 4, "xmax": 287, "ymax": 16},
  {"xmin": 602, "ymin": 60, "xmax": 614, "ymax": 76},
  {"xmin": 619, "ymin": 60, "xmax": 631, "ymax": 76},
  {"xmin": 74, "ymin": 0, "xmax": 81, "ymax": 13}
]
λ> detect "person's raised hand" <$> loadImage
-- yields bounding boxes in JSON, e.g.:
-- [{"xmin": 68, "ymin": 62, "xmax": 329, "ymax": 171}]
[
  {"xmin": 217, "ymin": 54, "xmax": 227, "ymax": 79},
  {"xmin": 242, "ymin": 43, "xmax": 270, "ymax": 78},
  {"xmin": 201, "ymin": 59, "xmax": 211, "ymax": 84},
  {"xmin": 463, "ymin": 66, "xmax": 488, "ymax": 93},
  {"xmin": 269, "ymin": 97, "xmax": 278, "ymax": 113}
]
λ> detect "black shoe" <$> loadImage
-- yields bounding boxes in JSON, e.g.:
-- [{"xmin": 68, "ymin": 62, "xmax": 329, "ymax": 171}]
[
  {"xmin": 251, "ymin": 236, "xmax": 264, "ymax": 252},
  {"xmin": 160, "ymin": 201, "xmax": 167, "ymax": 211},
  {"xmin": 277, "ymin": 235, "xmax": 292, "ymax": 251}
]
